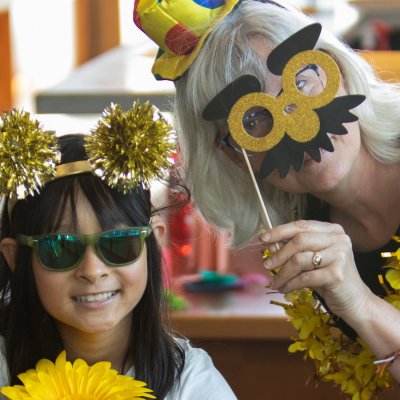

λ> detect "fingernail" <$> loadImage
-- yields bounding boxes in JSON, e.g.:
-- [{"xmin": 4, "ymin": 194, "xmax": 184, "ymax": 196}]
[
  {"xmin": 260, "ymin": 232, "xmax": 271, "ymax": 242},
  {"xmin": 264, "ymin": 259, "xmax": 272, "ymax": 269},
  {"xmin": 268, "ymin": 244, "xmax": 277, "ymax": 252},
  {"xmin": 269, "ymin": 278, "xmax": 275, "ymax": 289}
]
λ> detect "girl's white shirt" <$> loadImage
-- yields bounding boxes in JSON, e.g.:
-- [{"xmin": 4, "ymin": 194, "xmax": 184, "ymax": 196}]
[{"xmin": 0, "ymin": 337, "xmax": 237, "ymax": 400}]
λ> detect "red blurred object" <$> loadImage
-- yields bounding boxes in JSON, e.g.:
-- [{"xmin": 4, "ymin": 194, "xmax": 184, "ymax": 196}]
[
  {"xmin": 180, "ymin": 244, "xmax": 193, "ymax": 256},
  {"xmin": 165, "ymin": 152, "xmax": 266, "ymax": 281},
  {"xmin": 373, "ymin": 20, "xmax": 391, "ymax": 50},
  {"xmin": 168, "ymin": 196, "xmax": 195, "ymax": 277}
]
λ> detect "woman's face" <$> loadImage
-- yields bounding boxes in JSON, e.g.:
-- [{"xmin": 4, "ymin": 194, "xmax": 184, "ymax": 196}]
[
  {"xmin": 32, "ymin": 191, "xmax": 148, "ymax": 337},
  {"xmin": 221, "ymin": 35, "xmax": 363, "ymax": 196}
]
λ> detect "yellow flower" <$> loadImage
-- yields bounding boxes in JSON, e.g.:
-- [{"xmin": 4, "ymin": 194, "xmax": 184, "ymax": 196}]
[
  {"xmin": 273, "ymin": 288, "xmax": 395, "ymax": 399},
  {"xmin": 385, "ymin": 265, "xmax": 400, "ymax": 289},
  {"xmin": 1, "ymin": 351, "xmax": 156, "ymax": 400},
  {"xmin": 271, "ymin": 242, "xmax": 400, "ymax": 399},
  {"xmin": 383, "ymin": 244, "xmax": 400, "ymax": 289}
]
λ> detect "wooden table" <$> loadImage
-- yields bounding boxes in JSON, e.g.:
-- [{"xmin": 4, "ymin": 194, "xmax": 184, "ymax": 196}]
[
  {"xmin": 360, "ymin": 50, "xmax": 400, "ymax": 81},
  {"xmin": 170, "ymin": 280, "xmax": 400, "ymax": 399},
  {"xmin": 171, "ymin": 282, "xmax": 295, "ymax": 340}
]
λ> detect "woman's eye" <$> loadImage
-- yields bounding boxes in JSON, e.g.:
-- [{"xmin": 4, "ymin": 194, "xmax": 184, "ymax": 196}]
[
  {"xmin": 244, "ymin": 112, "xmax": 265, "ymax": 130},
  {"xmin": 244, "ymin": 117, "xmax": 258, "ymax": 130},
  {"xmin": 296, "ymin": 79, "xmax": 306, "ymax": 91},
  {"xmin": 243, "ymin": 109, "xmax": 273, "ymax": 137}
]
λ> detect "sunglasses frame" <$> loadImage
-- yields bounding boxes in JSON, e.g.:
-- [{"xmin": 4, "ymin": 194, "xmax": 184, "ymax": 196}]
[{"xmin": 17, "ymin": 226, "xmax": 152, "ymax": 271}]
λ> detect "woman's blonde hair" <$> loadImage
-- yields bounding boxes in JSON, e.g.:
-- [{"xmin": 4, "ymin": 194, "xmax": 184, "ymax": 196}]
[{"xmin": 174, "ymin": 0, "xmax": 400, "ymax": 247}]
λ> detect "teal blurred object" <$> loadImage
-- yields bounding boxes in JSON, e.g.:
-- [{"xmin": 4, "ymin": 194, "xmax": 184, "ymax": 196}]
[{"xmin": 183, "ymin": 270, "xmax": 244, "ymax": 293}]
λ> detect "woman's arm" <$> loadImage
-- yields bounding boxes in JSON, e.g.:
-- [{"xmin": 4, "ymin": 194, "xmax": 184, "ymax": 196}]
[
  {"xmin": 260, "ymin": 219, "xmax": 400, "ymax": 381},
  {"xmin": 347, "ymin": 292, "xmax": 400, "ymax": 378}
]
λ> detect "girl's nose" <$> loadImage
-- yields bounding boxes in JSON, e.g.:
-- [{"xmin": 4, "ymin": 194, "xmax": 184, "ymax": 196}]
[{"xmin": 74, "ymin": 246, "xmax": 109, "ymax": 283}]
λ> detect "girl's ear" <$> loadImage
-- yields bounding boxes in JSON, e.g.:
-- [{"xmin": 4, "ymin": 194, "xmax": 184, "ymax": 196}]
[
  {"xmin": 0, "ymin": 238, "xmax": 17, "ymax": 272},
  {"xmin": 151, "ymin": 214, "xmax": 168, "ymax": 249}
]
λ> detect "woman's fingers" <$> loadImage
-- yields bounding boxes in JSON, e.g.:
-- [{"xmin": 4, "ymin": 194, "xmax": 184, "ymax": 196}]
[
  {"xmin": 270, "ymin": 248, "xmax": 347, "ymax": 293},
  {"xmin": 271, "ymin": 267, "xmax": 323, "ymax": 293},
  {"xmin": 260, "ymin": 220, "xmax": 344, "ymax": 244},
  {"xmin": 259, "ymin": 220, "xmax": 371, "ymax": 319},
  {"xmin": 260, "ymin": 220, "xmax": 345, "ymax": 271},
  {"xmin": 263, "ymin": 230, "xmax": 351, "ymax": 271},
  {"xmin": 269, "ymin": 246, "xmax": 343, "ymax": 291}
]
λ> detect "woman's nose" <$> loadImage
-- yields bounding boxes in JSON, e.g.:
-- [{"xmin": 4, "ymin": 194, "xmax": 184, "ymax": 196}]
[{"xmin": 74, "ymin": 246, "xmax": 109, "ymax": 282}]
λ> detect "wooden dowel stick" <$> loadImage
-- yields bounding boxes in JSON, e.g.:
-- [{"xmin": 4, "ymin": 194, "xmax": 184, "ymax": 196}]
[
  {"xmin": 241, "ymin": 148, "xmax": 273, "ymax": 230},
  {"xmin": 241, "ymin": 147, "xmax": 280, "ymax": 260}
]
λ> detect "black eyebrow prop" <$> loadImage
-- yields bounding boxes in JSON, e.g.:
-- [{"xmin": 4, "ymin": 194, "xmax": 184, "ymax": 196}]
[
  {"xmin": 202, "ymin": 75, "xmax": 261, "ymax": 121},
  {"xmin": 267, "ymin": 23, "xmax": 322, "ymax": 75},
  {"xmin": 203, "ymin": 23, "xmax": 324, "ymax": 122}
]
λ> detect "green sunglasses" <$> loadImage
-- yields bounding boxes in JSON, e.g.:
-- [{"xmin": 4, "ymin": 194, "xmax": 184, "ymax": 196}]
[{"xmin": 17, "ymin": 227, "xmax": 152, "ymax": 271}]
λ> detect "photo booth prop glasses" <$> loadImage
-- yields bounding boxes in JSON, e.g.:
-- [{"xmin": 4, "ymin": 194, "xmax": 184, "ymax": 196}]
[
  {"xmin": 203, "ymin": 23, "xmax": 366, "ymax": 179},
  {"xmin": 219, "ymin": 63, "xmax": 326, "ymax": 156}
]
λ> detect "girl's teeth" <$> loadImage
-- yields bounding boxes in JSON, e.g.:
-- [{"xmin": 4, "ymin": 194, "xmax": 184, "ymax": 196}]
[{"xmin": 75, "ymin": 291, "xmax": 116, "ymax": 303}]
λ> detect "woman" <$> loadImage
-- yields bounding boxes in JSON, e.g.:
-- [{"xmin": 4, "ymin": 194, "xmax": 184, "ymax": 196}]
[{"xmin": 134, "ymin": 0, "xmax": 400, "ymax": 395}]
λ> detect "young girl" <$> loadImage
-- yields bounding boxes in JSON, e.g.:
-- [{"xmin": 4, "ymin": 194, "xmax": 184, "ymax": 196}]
[{"xmin": 0, "ymin": 106, "xmax": 237, "ymax": 399}]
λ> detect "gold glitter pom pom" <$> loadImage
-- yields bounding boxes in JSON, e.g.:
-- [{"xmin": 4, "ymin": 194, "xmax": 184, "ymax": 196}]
[
  {"xmin": 85, "ymin": 101, "xmax": 175, "ymax": 193},
  {"xmin": 0, "ymin": 109, "xmax": 60, "ymax": 199}
]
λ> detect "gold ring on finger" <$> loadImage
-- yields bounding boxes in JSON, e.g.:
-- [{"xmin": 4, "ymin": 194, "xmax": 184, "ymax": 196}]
[{"xmin": 312, "ymin": 251, "xmax": 323, "ymax": 269}]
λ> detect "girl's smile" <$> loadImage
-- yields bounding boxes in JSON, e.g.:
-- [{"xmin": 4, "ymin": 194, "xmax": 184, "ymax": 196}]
[{"xmin": 72, "ymin": 290, "xmax": 119, "ymax": 306}]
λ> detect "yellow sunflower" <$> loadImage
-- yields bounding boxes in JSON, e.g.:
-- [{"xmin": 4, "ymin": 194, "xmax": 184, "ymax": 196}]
[{"xmin": 1, "ymin": 351, "xmax": 156, "ymax": 400}]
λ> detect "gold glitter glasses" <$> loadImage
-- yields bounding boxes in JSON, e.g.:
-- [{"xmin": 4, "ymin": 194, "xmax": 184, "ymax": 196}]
[{"xmin": 219, "ymin": 63, "xmax": 326, "ymax": 153}]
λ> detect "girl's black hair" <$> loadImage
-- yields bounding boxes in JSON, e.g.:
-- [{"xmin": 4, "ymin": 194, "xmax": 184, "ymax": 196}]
[{"xmin": 0, "ymin": 134, "xmax": 186, "ymax": 398}]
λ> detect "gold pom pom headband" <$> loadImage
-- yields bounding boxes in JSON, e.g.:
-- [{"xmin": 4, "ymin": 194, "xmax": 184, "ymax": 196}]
[
  {"xmin": 0, "ymin": 101, "xmax": 175, "ymax": 217},
  {"xmin": 86, "ymin": 102, "xmax": 175, "ymax": 193},
  {"xmin": 0, "ymin": 109, "xmax": 61, "ymax": 200}
]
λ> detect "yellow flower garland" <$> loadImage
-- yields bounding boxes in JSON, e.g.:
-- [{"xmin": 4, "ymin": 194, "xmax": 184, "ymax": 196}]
[
  {"xmin": 1, "ymin": 351, "xmax": 156, "ymax": 400},
  {"xmin": 272, "ymin": 238, "xmax": 400, "ymax": 400}
]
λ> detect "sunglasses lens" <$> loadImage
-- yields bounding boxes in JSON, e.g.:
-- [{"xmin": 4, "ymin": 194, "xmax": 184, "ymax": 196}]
[
  {"xmin": 37, "ymin": 234, "xmax": 84, "ymax": 270},
  {"xmin": 98, "ymin": 229, "xmax": 143, "ymax": 265}
]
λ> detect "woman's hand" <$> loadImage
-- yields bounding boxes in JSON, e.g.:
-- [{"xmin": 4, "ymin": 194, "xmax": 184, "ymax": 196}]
[{"xmin": 260, "ymin": 220, "xmax": 373, "ymax": 322}]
